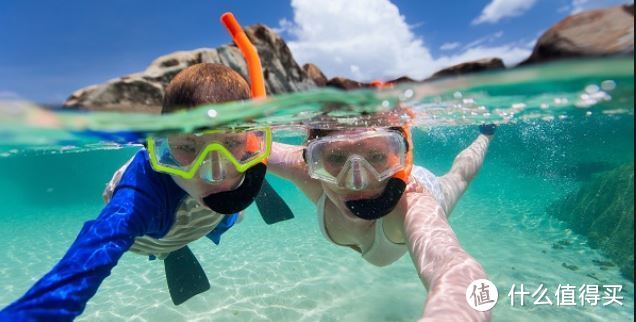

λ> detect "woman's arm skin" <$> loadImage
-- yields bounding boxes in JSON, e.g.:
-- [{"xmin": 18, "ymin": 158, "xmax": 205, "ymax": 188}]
[
  {"xmin": 268, "ymin": 142, "xmax": 324, "ymax": 203},
  {"xmin": 402, "ymin": 192, "xmax": 491, "ymax": 322},
  {"xmin": 438, "ymin": 134, "xmax": 492, "ymax": 216}
]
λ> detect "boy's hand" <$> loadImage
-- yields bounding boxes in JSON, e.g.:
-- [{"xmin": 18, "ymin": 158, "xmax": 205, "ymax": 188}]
[{"xmin": 479, "ymin": 123, "xmax": 496, "ymax": 136}]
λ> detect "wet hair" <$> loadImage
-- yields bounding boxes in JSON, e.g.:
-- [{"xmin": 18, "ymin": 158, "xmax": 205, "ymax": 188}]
[{"xmin": 161, "ymin": 63, "xmax": 251, "ymax": 114}]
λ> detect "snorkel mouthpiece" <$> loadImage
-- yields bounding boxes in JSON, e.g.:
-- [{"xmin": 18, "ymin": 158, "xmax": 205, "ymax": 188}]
[
  {"xmin": 345, "ymin": 178, "xmax": 406, "ymax": 220},
  {"xmin": 203, "ymin": 163, "xmax": 266, "ymax": 214}
]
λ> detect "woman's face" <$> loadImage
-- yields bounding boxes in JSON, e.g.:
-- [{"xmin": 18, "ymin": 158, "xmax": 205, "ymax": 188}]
[{"xmin": 313, "ymin": 129, "xmax": 398, "ymax": 201}]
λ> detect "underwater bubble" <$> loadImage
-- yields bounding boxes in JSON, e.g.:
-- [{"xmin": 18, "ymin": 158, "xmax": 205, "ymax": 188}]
[
  {"xmin": 585, "ymin": 84, "xmax": 600, "ymax": 94},
  {"xmin": 403, "ymin": 89, "xmax": 414, "ymax": 99},
  {"xmin": 601, "ymin": 80, "xmax": 617, "ymax": 91},
  {"xmin": 453, "ymin": 91, "xmax": 463, "ymax": 99},
  {"xmin": 207, "ymin": 109, "xmax": 218, "ymax": 118}
]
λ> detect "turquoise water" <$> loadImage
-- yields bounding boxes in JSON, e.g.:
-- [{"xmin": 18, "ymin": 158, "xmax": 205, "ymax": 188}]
[{"xmin": 0, "ymin": 58, "xmax": 633, "ymax": 321}]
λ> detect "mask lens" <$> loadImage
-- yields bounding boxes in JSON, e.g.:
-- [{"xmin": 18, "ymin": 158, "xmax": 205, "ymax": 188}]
[
  {"xmin": 307, "ymin": 130, "xmax": 406, "ymax": 185},
  {"xmin": 149, "ymin": 128, "xmax": 270, "ymax": 178}
]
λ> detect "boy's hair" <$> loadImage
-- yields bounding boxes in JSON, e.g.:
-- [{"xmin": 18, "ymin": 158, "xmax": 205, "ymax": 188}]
[{"xmin": 162, "ymin": 63, "xmax": 251, "ymax": 114}]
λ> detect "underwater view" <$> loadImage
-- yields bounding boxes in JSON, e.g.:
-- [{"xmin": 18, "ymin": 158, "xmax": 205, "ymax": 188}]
[
  {"xmin": 0, "ymin": 58, "xmax": 633, "ymax": 321},
  {"xmin": 1, "ymin": 1, "xmax": 634, "ymax": 321}
]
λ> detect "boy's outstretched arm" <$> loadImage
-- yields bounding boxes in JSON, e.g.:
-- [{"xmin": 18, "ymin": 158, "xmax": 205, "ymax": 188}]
[
  {"xmin": 402, "ymin": 192, "xmax": 491, "ymax": 322},
  {"xmin": 438, "ymin": 125, "xmax": 495, "ymax": 216},
  {"xmin": 0, "ymin": 151, "xmax": 184, "ymax": 321}
]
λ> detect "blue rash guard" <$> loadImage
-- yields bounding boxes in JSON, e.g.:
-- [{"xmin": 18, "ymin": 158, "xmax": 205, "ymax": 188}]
[{"xmin": 0, "ymin": 150, "xmax": 236, "ymax": 322}]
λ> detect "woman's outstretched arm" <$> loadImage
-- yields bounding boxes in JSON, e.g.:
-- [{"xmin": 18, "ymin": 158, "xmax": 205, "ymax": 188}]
[
  {"xmin": 438, "ymin": 129, "xmax": 494, "ymax": 216},
  {"xmin": 402, "ymin": 192, "xmax": 491, "ymax": 322}
]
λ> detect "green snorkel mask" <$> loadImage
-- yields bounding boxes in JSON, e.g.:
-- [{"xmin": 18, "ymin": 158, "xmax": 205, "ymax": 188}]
[{"xmin": 147, "ymin": 128, "xmax": 272, "ymax": 182}]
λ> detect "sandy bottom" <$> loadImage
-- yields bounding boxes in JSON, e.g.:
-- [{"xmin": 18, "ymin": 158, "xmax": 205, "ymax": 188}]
[{"xmin": 0, "ymin": 157, "xmax": 633, "ymax": 322}]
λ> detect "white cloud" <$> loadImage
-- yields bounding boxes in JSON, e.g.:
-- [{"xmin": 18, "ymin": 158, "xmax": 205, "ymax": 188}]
[
  {"xmin": 440, "ymin": 42, "xmax": 461, "ymax": 51},
  {"xmin": 282, "ymin": 0, "xmax": 436, "ymax": 80},
  {"xmin": 280, "ymin": 0, "xmax": 532, "ymax": 81},
  {"xmin": 472, "ymin": 0, "xmax": 537, "ymax": 25},
  {"xmin": 435, "ymin": 45, "xmax": 531, "ymax": 69},
  {"xmin": 462, "ymin": 31, "xmax": 504, "ymax": 49}
]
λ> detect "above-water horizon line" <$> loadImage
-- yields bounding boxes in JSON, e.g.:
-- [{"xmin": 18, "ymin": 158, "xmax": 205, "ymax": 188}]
[{"xmin": 0, "ymin": 57, "xmax": 633, "ymax": 137}]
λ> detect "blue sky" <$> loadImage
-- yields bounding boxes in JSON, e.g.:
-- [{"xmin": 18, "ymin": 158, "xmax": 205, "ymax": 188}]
[{"xmin": 0, "ymin": 0, "xmax": 629, "ymax": 103}]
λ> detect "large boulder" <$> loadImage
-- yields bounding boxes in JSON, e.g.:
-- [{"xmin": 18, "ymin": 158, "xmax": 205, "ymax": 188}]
[
  {"xmin": 64, "ymin": 25, "xmax": 316, "ymax": 112},
  {"xmin": 548, "ymin": 163, "xmax": 634, "ymax": 281},
  {"xmin": 521, "ymin": 4, "xmax": 634, "ymax": 65},
  {"xmin": 303, "ymin": 63, "xmax": 328, "ymax": 87},
  {"xmin": 64, "ymin": 75, "xmax": 164, "ymax": 113},
  {"xmin": 245, "ymin": 25, "xmax": 316, "ymax": 94},
  {"xmin": 427, "ymin": 58, "xmax": 505, "ymax": 80}
]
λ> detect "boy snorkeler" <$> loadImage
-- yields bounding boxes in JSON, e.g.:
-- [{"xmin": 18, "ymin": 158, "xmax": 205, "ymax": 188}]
[
  {"xmin": 267, "ymin": 110, "xmax": 496, "ymax": 321},
  {"xmin": 0, "ymin": 62, "xmax": 270, "ymax": 321},
  {"xmin": 0, "ymin": 13, "xmax": 276, "ymax": 321}
]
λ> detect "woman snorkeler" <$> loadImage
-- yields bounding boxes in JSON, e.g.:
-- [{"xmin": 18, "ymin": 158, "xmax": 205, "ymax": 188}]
[{"xmin": 267, "ymin": 110, "xmax": 496, "ymax": 322}]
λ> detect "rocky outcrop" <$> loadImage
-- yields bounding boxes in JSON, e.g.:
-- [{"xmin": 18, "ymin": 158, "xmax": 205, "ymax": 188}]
[
  {"xmin": 548, "ymin": 163, "xmax": 634, "ymax": 281},
  {"xmin": 64, "ymin": 25, "xmax": 316, "ymax": 112},
  {"xmin": 63, "ymin": 5, "xmax": 635, "ymax": 106},
  {"xmin": 521, "ymin": 4, "xmax": 634, "ymax": 65},
  {"xmin": 326, "ymin": 77, "xmax": 372, "ymax": 90},
  {"xmin": 244, "ymin": 25, "xmax": 316, "ymax": 94},
  {"xmin": 64, "ymin": 75, "xmax": 165, "ymax": 113},
  {"xmin": 303, "ymin": 63, "xmax": 328, "ymax": 87},
  {"xmin": 428, "ymin": 58, "xmax": 505, "ymax": 80},
  {"xmin": 387, "ymin": 76, "xmax": 417, "ymax": 85}
]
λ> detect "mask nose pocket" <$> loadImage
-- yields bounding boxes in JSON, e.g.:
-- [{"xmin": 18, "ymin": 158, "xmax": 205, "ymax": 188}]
[
  {"xmin": 199, "ymin": 151, "xmax": 227, "ymax": 183},
  {"xmin": 339, "ymin": 156, "xmax": 371, "ymax": 191}
]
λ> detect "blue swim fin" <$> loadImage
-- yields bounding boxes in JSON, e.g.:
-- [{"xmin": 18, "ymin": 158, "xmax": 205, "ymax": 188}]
[
  {"xmin": 164, "ymin": 246, "xmax": 210, "ymax": 305},
  {"xmin": 255, "ymin": 179, "xmax": 295, "ymax": 225}
]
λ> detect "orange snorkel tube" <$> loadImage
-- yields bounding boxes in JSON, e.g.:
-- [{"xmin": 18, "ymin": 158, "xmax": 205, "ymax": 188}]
[
  {"xmin": 220, "ymin": 12, "xmax": 269, "ymax": 165},
  {"xmin": 219, "ymin": 13, "xmax": 295, "ymax": 224},
  {"xmin": 221, "ymin": 13, "xmax": 266, "ymax": 99}
]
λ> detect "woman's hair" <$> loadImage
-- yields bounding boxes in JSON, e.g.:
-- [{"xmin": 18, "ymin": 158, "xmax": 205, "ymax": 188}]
[{"xmin": 161, "ymin": 63, "xmax": 251, "ymax": 114}]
